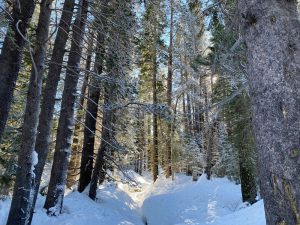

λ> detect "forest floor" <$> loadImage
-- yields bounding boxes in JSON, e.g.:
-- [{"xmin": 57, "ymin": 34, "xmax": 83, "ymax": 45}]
[{"xmin": 0, "ymin": 171, "xmax": 266, "ymax": 225}]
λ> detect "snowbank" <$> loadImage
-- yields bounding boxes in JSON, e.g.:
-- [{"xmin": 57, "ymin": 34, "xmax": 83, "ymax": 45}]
[
  {"xmin": 0, "ymin": 172, "xmax": 266, "ymax": 225},
  {"xmin": 0, "ymin": 182, "xmax": 144, "ymax": 225}
]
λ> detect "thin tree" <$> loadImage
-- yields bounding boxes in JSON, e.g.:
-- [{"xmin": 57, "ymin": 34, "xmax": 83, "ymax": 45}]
[
  {"xmin": 152, "ymin": 44, "xmax": 159, "ymax": 182},
  {"xmin": 78, "ymin": 25, "xmax": 106, "ymax": 193},
  {"xmin": 165, "ymin": 0, "xmax": 173, "ymax": 178},
  {"xmin": 88, "ymin": 81, "xmax": 115, "ymax": 199}
]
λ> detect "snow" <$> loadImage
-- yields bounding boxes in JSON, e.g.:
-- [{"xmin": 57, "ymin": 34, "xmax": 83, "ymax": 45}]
[
  {"xmin": 0, "ymin": 171, "xmax": 266, "ymax": 225},
  {"xmin": 140, "ymin": 174, "xmax": 266, "ymax": 225},
  {"xmin": 31, "ymin": 150, "xmax": 39, "ymax": 178},
  {"xmin": 0, "ymin": 198, "xmax": 10, "ymax": 225}
]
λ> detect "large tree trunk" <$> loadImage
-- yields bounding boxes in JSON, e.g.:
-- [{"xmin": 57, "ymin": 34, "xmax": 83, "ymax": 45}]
[
  {"xmin": 238, "ymin": 1, "xmax": 300, "ymax": 224},
  {"xmin": 44, "ymin": 0, "xmax": 88, "ymax": 215},
  {"xmin": 28, "ymin": 0, "xmax": 75, "ymax": 221},
  {"xmin": 66, "ymin": 47, "xmax": 91, "ymax": 188},
  {"xmin": 6, "ymin": 1, "xmax": 52, "ymax": 225},
  {"xmin": 0, "ymin": 0, "xmax": 35, "ymax": 143},
  {"xmin": 78, "ymin": 30, "xmax": 105, "ymax": 193},
  {"xmin": 165, "ymin": 0, "xmax": 173, "ymax": 179}
]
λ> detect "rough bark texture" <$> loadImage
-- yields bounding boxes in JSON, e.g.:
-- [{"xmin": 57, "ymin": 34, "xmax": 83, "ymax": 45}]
[
  {"xmin": 78, "ymin": 30, "xmax": 105, "ymax": 193},
  {"xmin": 29, "ymin": 0, "xmax": 75, "ymax": 221},
  {"xmin": 66, "ymin": 51, "xmax": 90, "ymax": 188},
  {"xmin": 44, "ymin": 0, "xmax": 88, "ymax": 215},
  {"xmin": 6, "ymin": 1, "xmax": 52, "ymax": 224},
  {"xmin": 238, "ymin": 0, "xmax": 300, "ymax": 224},
  {"xmin": 0, "ymin": 0, "xmax": 35, "ymax": 143}
]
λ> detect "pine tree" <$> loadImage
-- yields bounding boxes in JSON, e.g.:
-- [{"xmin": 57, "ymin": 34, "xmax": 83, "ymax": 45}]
[
  {"xmin": 29, "ymin": 0, "xmax": 75, "ymax": 220},
  {"xmin": 239, "ymin": 0, "xmax": 300, "ymax": 224},
  {"xmin": 44, "ymin": 0, "xmax": 89, "ymax": 215},
  {"xmin": 6, "ymin": 1, "xmax": 53, "ymax": 224},
  {"xmin": 0, "ymin": 1, "xmax": 35, "ymax": 143},
  {"xmin": 78, "ymin": 5, "xmax": 107, "ymax": 192}
]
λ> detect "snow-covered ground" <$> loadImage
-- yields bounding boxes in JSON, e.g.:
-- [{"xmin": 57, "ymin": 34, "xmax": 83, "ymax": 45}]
[{"xmin": 0, "ymin": 172, "xmax": 266, "ymax": 225}]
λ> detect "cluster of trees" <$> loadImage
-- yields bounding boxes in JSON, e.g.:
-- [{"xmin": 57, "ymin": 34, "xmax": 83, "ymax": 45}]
[{"xmin": 0, "ymin": 0, "xmax": 299, "ymax": 225}]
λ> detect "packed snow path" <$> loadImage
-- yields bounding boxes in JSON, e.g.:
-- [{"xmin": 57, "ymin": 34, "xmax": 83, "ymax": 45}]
[{"xmin": 0, "ymin": 172, "xmax": 266, "ymax": 225}]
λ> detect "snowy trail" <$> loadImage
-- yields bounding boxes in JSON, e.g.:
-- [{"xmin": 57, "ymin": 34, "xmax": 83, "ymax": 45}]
[
  {"xmin": 0, "ymin": 172, "xmax": 266, "ymax": 225},
  {"xmin": 120, "ymin": 172, "xmax": 266, "ymax": 225}
]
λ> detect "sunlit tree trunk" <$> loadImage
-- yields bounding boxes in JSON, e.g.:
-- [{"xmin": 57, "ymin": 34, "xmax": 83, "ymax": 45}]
[
  {"xmin": 29, "ymin": 0, "xmax": 75, "ymax": 221},
  {"xmin": 66, "ymin": 43, "xmax": 92, "ymax": 188},
  {"xmin": 44, "ymin": 0, "xmax": 88, "ymax": 215},
  {"xmin": 238, "ymin": 1, "xmax": 300, "ymax": 224}
]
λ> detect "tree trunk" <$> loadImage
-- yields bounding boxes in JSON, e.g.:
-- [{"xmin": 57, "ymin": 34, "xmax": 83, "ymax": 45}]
[
  {"xmin": 78, "ymin": 30, "xmax": 105, "ymax": 192},
  {"xmin": 152, "ymin": 49, "xmax": 159, "ymax": 182},
  {"xmin": 165, "ymin": 0, "xmax": 173, "ymax": 179},
  {"xmin": 89, "ymin": 85, "xmax": 114, "ymax": 200},
  {"xmin": 66, "ymin": 45, "xmax": 91, "ymax": 188},
  {"xmin": 238, "ymin": 1, "xmax": 300, "ymax": 224},
  {"xmin": 238, "ymin": 153, "xmax": 257, "ymax": 204},
  {"xmin": 147, "ymin": 116, "xmax": 152, "ymax": 171},
  {"xmin": 136, "ymin": 111, "xmax": 145, "ymax": 176},
  {"xmin": 6, "ymin": 1, "xmax": 52, "ymax": 225},
  {"xmin": 27, "ymin": 0, "xmax": 75, "ymax": 221},
  {"xmin": 206, "ymin": 121, "xmax": 216, "ymax": 180},
  {"xmin": 0, "ymin": 0, "xmax": 35, "ymax": 143},
  {"xmin": 44, "ymin": 0, "xmax": 88, "ymax": 215}
]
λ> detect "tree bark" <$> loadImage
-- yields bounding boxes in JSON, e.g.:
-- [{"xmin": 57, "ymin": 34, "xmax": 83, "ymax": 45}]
[
  {"xmin": 146, "ymin": 115, "xmax": 152, "ymax": 170},
  {"xmin": 136, "ymin": 111, "xmax": 145, "ymax": 175},
  {"xmin": 6, "ymin": 1, "xmax": 52, "ymax": 225},
  {"xmin": 165, "ymin": 0, "xmax": 173, "ymax": 178},
  {"xmin": 27, "ymin": 0, "xmax": 75, "ymax": 221},
  {"xmin": 78, "ymin": 30, "xmax": 105, "ymax": 192},
  {"xmin": 89, "ymin": 84, "xmax": 114, "ymax": 200},
  {"xmin": 238, "ymin": 1, "xmax": 300, "ymax": 224},
  {"xmin": 66, "ymin": 47, "xmax": 91, "ymax": 188},
  {"xmin": 0, "ymin": 0, "xmax": 35, "ymax": 143},
  {"xmin": 152, "ymin": 48, "xmax": 159, "ymax": 182},
  {"xmin": 44, "ymin": 0, "xmax": 88, "ymax": 215}
]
